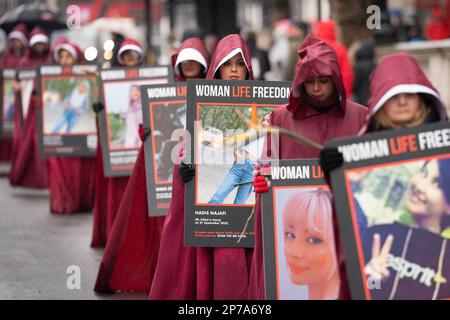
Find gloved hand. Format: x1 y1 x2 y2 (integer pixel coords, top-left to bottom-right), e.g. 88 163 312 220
138 124 151 142
92 102 104 113
253 163 270 194
319 147 344 178
179 162 195 183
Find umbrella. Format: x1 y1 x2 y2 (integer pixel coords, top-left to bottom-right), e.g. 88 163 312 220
0 3 66 34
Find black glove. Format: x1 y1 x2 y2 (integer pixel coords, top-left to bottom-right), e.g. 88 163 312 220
92 102 104 113
179 162 195 183
319 147 343 178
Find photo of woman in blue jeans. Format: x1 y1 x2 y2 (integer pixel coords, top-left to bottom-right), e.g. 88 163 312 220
208 112 271 204
52 80 90 134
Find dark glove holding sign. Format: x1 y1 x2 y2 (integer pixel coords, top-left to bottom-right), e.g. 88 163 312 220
319 147 344 178
92 102 104 113
179 162 195 183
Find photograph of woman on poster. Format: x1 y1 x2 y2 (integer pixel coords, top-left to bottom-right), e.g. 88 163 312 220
278 188 340 300
207 112 271 205
51 80 91 134
124 84 143 148
360 157 450 299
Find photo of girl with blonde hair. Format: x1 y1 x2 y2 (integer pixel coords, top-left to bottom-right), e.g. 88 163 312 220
276 188 340 300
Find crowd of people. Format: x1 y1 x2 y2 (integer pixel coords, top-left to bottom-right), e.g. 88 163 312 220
0 16 449 300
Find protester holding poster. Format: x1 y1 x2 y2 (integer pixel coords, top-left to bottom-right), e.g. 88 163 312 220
91 38 145 248
46 38 97 214
0 23 28 164
150 34 254 300
249 35 368 300
94 37 208 293
9 26 52 189
321 53 449 299
0 23 28 68
17 26 51 68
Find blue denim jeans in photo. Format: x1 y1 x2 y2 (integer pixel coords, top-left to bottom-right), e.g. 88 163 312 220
52 108 78 133
208 160 255 204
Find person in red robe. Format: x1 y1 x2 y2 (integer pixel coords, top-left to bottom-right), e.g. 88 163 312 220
0 23 29 165
248 35 368 300
91 38 145 247
313 20 354 99
46 38 96 214
94 37 209 293
9 26 51 189
150 34 255 300
319 53 448 299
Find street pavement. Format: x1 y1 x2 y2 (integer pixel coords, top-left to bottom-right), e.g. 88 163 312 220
0 163 146 300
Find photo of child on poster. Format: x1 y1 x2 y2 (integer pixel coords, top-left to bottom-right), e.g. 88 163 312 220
197 106 272 205
273 187 340 300
43 78 96 134
151 102 186 182
104 80 162 149
346 157 450 300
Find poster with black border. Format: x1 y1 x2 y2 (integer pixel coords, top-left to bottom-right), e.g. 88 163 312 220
17 68 36 127
327 121 450 300
184 79 291 248
142 82 187 216
37 64 98 157
98 65 174 177
261 159 341 300
1 68 16 139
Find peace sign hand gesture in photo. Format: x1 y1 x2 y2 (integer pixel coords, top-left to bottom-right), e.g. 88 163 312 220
364 233 394 281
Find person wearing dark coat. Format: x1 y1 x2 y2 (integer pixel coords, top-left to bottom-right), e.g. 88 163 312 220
352 40 376 107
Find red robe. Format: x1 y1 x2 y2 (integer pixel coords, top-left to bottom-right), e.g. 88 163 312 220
94 37 209 293
150 34 255 300
47 157 96 214
247 35 368 300
90 129 129 246
47 41 97 214
9 50 50 188
9 94 48 188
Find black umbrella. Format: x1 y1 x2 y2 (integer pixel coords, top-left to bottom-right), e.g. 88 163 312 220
0 3 66 34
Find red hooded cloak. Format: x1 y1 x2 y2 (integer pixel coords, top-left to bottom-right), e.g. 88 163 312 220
94 38 209 293
47 39 96 214
248 35 367 300
150 34 255 300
